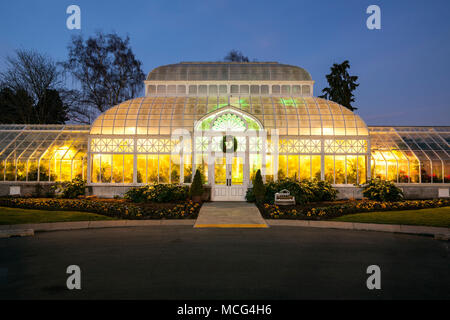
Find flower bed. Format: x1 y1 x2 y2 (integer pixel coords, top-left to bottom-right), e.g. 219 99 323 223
0 197 201 220
259 199 450 220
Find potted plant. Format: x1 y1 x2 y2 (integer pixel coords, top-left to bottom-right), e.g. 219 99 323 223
190 170 204 203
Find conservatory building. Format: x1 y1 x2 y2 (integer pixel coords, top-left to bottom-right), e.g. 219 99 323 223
0 62 449 200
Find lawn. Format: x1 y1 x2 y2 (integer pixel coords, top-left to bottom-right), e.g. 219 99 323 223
0 206 115 225
332 206 450 228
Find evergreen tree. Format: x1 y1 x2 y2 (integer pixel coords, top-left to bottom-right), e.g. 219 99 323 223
253 169 265 204
319 60 359 111
190 170 204 198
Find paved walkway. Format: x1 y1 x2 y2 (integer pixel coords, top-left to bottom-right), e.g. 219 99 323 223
194 202 268 228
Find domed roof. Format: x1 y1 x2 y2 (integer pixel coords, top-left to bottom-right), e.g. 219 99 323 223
90 96 368 136
146 62 312 81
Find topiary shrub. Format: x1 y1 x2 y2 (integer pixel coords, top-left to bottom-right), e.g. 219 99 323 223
252 169 265 204
362 179 404 201
190 170 204 200
61 178 86 199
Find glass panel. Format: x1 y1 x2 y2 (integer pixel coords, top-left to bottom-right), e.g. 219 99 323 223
432 161 443 183
92 154 101 183
215 157 226 185
421 160 431 183
386 157 398 182
183 155 192 183
346 156 357 185
231 156 244 185
112 154 124 183
300 155 311 181
249 154 262 182
171 155 180 183
159 155 170 183
324 156 334 184
49 158 57 182
123 155 134 183
73 160 83 180
147 155 158 184
137 155 146 183
39 161 50 182
410 159 420 183
28 161 38 181
357 156 367 184
335 156 346 184
195 154 208 183
5 161 15 181
309 156 320 180
101 155 112 183
265 155 274 182
288 155 299 180
444 160 450 183
15 161 25 181
278 155 287 180
372 152 386 180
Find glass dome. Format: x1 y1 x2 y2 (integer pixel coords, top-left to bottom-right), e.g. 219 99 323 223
90 96 369 136
146 62 312 81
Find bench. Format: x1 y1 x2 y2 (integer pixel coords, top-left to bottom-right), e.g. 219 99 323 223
274 189 296 206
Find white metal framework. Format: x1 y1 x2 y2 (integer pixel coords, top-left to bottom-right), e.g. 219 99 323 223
1 62 448 196
0 125 89 182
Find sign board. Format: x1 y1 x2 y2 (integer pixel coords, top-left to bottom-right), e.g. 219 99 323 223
438 188 449 198
9 186 21 196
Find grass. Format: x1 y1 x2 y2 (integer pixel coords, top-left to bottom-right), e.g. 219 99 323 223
332 206 450 228
0 206 115 225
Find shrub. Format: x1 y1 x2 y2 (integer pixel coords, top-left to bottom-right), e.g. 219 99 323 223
124 184 189 203
0 197 201 220
263 179 337 205
124 185 148 203
61 178 86 199
252 169 265 204
304 180 337 202
245 188 255 203
190 170 204 197
260 199 450 220
362 179 404 201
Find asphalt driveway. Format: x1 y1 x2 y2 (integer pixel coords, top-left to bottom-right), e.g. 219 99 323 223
0 226 448 299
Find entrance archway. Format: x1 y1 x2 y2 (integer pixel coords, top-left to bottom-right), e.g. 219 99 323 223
193 107 264 201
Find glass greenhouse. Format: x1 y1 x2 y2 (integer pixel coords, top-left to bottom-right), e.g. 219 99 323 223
1 62 448 200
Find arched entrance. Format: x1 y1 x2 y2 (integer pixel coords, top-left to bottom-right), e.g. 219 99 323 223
193 107 264 201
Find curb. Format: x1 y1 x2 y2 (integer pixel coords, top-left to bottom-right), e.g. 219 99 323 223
0 219 195 233
0 229 34 238
266 219 450 239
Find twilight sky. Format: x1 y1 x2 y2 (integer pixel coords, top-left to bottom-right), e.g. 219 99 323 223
0 0 449 125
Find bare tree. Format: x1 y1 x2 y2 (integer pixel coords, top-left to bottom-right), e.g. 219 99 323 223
0 50 68 124
0 49 61 103
61 32 145 123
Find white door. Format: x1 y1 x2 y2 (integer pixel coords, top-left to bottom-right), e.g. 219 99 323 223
211 154 247 201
